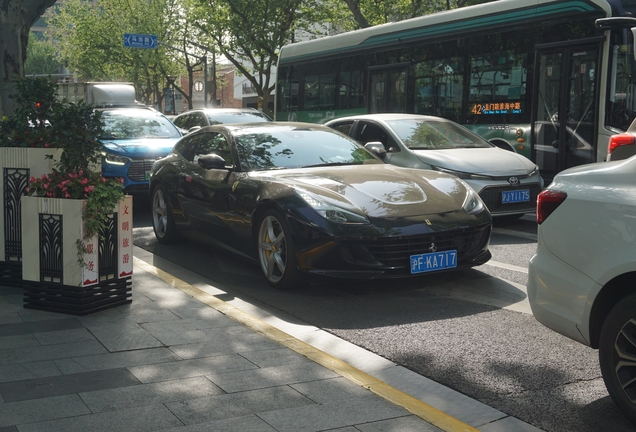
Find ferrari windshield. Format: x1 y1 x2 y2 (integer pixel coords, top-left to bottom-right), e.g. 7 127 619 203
386 119 492 150
235 128 382 171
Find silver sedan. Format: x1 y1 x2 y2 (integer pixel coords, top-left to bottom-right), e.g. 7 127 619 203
326 114 543 218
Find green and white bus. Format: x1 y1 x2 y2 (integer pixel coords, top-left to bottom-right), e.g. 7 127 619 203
275 0 636 180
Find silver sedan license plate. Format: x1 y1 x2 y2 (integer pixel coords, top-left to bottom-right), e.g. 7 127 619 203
410 250 457 274
502 189 530 204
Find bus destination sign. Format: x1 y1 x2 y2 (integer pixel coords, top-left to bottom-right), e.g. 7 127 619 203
471 102 522 115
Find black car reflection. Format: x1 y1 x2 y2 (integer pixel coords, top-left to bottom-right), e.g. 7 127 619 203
149 122 492 289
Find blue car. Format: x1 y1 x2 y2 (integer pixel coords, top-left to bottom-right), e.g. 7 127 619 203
99 107 182 194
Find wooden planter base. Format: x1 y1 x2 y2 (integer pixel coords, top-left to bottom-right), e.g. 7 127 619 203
23 276 132 316
0 261 23 287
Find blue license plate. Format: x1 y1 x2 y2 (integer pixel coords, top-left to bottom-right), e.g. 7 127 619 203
410 250 457 274
502 189 530 204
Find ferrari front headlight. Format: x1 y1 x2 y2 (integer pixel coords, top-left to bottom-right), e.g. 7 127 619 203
297 190 370 224
462 186 486 215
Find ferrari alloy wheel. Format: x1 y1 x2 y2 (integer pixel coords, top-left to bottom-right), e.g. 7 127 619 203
257 210 300 289
151 185 179 244
599 293 636 423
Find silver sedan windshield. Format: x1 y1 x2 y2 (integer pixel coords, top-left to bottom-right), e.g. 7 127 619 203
386 119 491 150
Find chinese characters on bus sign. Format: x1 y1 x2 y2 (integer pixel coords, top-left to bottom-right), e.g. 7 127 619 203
471 102 522 115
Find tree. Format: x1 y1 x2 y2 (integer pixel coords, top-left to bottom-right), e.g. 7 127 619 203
46 0 185 108
0 0 58 117
339 0 493 29
25 32 62 76
192 0 324 116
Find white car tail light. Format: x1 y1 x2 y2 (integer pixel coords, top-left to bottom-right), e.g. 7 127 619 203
537 190 567 224
608 133 635 154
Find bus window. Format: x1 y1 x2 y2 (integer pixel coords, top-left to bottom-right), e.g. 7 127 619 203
338 69 365 109
468 51 527 119
414 57 463 119
303 73 336 110
606 28 636 131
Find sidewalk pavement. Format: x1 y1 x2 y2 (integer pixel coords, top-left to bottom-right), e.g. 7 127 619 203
0 245 543 432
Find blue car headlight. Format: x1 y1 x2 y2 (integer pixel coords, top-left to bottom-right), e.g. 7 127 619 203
296 190 370 224
102 151 130 165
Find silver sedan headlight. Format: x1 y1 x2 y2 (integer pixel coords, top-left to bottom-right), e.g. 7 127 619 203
296 190 370 224
433 166 490 181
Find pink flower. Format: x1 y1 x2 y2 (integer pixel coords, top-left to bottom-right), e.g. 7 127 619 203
25 187 29 193
80 178 88 185
43 183 49 189
65 193 70 198
41 173 47 180
44 143 50 148
29 176 35 182
88 185 95 192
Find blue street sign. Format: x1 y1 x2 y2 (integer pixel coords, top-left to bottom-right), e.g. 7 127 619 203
123 33 158 49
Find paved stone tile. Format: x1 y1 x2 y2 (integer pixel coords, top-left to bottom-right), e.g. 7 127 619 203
289 377 373 404
162 414 278 431
478 416 544 432
83 323 163 352
238 347 314 368
164 385 314 425
54 347 180 374
128 354 258 383
144 321 267 347
169 306 229 321
0 360 62 383
142 317 241 346
168 329 281 359
356 414 443 431
0 368 141 402
0 313 22 325
0 318 83 337
0 394 91 428
257 394 414 432
75 310 180 330
0 334 41 349
0 340 107 365
79 376 223 413
32 328 95 345
15 404 183 432
207 362 339 393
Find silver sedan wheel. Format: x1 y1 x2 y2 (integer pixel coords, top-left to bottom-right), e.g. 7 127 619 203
258 215 287 283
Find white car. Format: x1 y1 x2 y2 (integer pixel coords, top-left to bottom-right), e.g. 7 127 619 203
528 156 636 423
326 114 543 218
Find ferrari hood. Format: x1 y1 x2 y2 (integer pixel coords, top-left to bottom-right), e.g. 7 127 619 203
264 164 469 218
414 147 535 175
101 138 179 159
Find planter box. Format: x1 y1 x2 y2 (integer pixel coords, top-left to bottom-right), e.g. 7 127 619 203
0 147 64 284
21 195 133 315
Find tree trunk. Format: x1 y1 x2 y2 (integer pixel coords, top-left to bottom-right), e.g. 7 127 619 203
0 0 57 118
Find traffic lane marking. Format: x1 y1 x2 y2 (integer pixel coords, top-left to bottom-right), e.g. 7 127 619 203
133 256 480 432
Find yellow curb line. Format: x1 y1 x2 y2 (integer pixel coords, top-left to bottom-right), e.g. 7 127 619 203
134 257 479 432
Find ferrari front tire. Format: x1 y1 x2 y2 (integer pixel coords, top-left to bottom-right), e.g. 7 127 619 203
257 209 301 289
